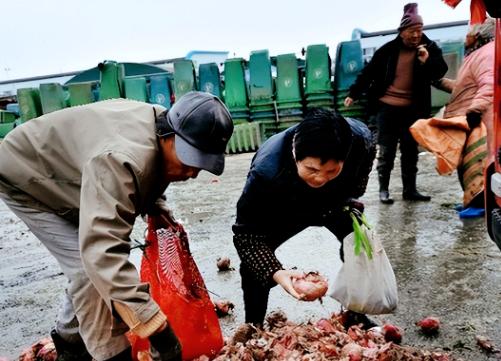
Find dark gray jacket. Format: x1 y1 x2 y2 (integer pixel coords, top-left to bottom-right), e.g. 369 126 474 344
348 34 448 118
233 118 375 235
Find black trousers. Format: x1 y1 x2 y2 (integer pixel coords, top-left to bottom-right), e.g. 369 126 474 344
240 212 353 325
375 103 419 189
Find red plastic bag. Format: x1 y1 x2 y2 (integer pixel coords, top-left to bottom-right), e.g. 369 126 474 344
129 213 224 360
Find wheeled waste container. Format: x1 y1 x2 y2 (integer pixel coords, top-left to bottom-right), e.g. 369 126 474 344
39 83 67 114
99 61 125 100
124 77 148 102
149 74 172 109
223 58 250 122
199 63 222 98
67 82 95 106
17 87 42 121
173 60 197 101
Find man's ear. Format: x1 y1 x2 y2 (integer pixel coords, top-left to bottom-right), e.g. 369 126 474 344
158 135 175 157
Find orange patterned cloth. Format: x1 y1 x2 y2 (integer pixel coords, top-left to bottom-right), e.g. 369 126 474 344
410 116 487 206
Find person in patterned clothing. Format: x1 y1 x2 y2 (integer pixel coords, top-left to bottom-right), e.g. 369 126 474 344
232 108 376 327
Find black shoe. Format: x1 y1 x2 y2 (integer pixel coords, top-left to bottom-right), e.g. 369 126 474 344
402 190 431 201
341 310 379 330
379 191 394 204
50 329 92 361
149 327 182 361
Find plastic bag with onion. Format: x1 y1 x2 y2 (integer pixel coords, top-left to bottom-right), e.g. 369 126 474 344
330 210 398 314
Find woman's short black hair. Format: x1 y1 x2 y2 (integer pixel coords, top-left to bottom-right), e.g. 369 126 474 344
293 108 352 163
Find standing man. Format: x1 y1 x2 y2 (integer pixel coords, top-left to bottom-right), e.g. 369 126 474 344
344 3 448 204
232 108 376 328
0 92 233 361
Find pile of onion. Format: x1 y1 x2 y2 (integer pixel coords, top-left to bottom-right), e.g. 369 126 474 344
292 272 328 301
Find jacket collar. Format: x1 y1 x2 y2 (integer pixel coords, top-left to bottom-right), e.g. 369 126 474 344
391 33 433 48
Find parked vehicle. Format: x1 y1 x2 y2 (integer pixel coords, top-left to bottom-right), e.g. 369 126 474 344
484 2 501 250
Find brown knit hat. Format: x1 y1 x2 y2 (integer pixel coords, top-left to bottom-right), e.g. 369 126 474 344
398 3 423 31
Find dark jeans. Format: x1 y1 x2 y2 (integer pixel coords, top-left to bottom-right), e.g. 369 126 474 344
375 103 419 189
240 212 353 325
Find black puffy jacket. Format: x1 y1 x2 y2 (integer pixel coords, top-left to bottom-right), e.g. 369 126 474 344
348 34 448 118
233 118 375 235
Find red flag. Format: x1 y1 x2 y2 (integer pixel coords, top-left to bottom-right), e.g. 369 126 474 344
442 0 487 25
442 0 463 8
470 0 487 24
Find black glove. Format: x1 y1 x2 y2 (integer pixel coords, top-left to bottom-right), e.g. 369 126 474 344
466 111 482 130
345 198 365 213
149 325 182 361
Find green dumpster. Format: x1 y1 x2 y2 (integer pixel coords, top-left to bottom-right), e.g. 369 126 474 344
334 40 363 92
0 110 16 123
332 41 368 119
17 88 42 121
223 58 249 121
124 77 148 102
305 44 333 95
0 122 15 138
149 74 172 109
248 50 274 106
173 60 197 100
39 83 66 114
276 53 303 109
0 110 17 137
99 61 125 100
199 63 222 98
67 82 95 106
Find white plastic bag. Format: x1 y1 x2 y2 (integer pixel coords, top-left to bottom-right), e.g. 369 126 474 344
330 212 398 315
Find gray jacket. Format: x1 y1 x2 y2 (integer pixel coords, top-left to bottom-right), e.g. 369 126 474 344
0 99 168 329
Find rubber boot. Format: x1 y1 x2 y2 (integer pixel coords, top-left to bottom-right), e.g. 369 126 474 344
341 310 378 330
402 173 431 201
50 329 92 361
378 173 394 204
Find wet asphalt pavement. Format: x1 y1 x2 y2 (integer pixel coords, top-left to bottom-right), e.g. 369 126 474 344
0 151 500 360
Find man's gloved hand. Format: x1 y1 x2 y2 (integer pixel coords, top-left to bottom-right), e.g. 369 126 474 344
149 324 182 361
146 196 171 216
466 111 482 130
345 198 364 213
144 196 178 228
